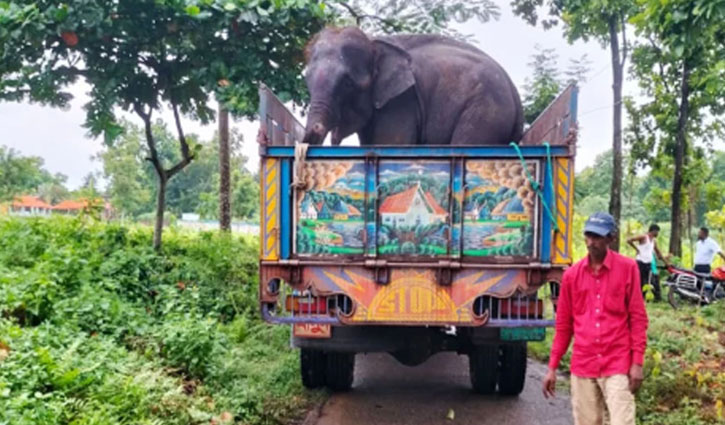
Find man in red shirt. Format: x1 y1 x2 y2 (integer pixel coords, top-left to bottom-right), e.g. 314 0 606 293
542 212 648 425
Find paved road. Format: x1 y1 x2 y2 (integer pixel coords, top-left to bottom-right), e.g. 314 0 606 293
306 353 573 425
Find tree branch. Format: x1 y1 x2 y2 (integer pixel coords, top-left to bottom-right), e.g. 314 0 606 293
336 1 363 25
171 98 191 162
647 36 672 94
333 1 398 29
166 98 194 179
133 102 163 176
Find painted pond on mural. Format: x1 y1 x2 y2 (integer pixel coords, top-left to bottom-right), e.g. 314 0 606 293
296 160 366 255
462 160 537 257
376 161 451 256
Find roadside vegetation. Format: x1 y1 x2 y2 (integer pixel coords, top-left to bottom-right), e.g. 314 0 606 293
0 216 322 425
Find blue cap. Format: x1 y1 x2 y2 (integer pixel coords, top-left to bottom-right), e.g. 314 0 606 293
584 212 616 236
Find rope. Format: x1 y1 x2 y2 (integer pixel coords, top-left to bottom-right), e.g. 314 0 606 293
291 142 309 191
509 142 559 233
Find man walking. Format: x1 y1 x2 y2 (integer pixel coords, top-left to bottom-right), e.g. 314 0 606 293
627 224 668 301
694 227 725 274
543 212 648 425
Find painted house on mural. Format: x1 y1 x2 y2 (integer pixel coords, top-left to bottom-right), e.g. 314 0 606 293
300 197 318 220
331 199 362 221
491 197 527 221
379 182 447 227
315 201 332 220
10 196 52 216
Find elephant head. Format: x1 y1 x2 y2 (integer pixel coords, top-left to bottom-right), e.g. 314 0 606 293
302 27 415 145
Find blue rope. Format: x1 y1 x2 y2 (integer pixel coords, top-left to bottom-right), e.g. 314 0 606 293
509 142 559 232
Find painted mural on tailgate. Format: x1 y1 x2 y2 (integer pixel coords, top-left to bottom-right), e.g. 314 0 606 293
463 160 537 257
377 161 451 256
295 160 366 255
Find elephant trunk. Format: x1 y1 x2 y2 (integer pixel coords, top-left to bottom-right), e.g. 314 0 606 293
303 98 337 145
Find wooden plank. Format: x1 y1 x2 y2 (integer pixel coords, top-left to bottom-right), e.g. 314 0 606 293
258 84 305 146
520 85 577 146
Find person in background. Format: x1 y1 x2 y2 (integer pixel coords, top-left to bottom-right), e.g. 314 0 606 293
627 224 669 301
694 227 725 274
543 212 648 425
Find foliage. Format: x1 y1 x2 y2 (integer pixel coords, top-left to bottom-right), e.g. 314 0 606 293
625 0 725 256
0 216 316 425
330 0 500 39
98 120 259 220
522 45 590 124
0 145 67 202
0 0 327 248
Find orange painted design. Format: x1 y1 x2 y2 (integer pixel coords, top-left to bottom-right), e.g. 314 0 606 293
350 270 470 323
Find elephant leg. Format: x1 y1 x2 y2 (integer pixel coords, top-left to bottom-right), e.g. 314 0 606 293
450 97 517 146
360 91 419 145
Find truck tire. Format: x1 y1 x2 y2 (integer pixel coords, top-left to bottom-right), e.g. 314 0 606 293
469 344 499 394
325 352 355 391
300 349 326 389
498 343 527 396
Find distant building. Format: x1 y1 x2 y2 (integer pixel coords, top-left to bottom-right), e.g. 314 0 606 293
53 199 113 219
10 196 52 216
379 183 447 227
52 199 87 214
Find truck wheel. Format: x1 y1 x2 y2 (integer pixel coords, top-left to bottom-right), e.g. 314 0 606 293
325 352 355 391
498 343 527 396
300 349 326 389
469 344 499 394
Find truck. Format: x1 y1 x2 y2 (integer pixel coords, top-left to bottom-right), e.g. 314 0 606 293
257 83 578 394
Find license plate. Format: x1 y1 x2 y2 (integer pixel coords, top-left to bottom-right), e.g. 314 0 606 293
293 323 332 339
501 327 546 342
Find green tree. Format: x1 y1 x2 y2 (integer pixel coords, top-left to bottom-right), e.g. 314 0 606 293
626 0 725 256
332 0 500 38
0 145 66 202
522 46 561 125
511 0 639 251
522 46 591 125
1 0 326 249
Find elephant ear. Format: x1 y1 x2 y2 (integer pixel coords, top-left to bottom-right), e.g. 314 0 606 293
372 39 415 109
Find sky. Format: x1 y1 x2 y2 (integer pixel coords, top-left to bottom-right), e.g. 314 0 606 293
0 2 634 190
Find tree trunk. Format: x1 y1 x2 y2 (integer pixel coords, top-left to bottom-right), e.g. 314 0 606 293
608 16 624 251
218 102 231 231
669 63 691 257
154 174 167 251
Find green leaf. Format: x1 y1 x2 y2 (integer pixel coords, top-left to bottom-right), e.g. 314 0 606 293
224 2 236 11
185 5 200 16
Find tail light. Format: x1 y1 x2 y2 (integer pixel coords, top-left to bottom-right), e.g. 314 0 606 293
285 295 328 314
500 298 544 318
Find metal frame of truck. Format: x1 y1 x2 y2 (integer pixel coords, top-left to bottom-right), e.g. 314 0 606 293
257 83 578 394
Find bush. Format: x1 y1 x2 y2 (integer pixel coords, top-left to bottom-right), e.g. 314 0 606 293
0 216 315 425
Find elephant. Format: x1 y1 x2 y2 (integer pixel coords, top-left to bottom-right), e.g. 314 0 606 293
301 27 524 146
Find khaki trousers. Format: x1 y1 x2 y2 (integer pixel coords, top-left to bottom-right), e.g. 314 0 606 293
571 374 635 425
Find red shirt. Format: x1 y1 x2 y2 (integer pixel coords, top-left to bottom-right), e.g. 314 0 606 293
548 250 648 377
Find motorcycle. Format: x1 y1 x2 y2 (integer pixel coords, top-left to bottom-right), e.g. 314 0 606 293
663 265 725 309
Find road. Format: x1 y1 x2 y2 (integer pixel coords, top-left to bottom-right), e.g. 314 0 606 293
305 353 573 425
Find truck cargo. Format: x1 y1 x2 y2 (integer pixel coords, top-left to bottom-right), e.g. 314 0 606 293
257 83 579 394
